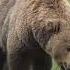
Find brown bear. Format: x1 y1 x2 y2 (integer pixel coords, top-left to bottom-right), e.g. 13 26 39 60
1 0 70 70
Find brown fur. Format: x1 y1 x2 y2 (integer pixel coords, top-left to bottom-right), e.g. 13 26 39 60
0 0 70 70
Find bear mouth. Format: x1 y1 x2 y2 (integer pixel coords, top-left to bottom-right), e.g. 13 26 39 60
61 65 70 70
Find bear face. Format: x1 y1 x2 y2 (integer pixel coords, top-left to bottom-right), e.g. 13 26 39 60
46 31 70 70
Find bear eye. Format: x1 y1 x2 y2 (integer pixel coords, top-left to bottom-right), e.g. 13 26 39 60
66 47 70 52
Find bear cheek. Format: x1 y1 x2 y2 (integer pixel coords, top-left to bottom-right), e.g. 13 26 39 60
53 49 67 64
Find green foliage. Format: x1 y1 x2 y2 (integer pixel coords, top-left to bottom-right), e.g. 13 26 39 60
51 59 61 70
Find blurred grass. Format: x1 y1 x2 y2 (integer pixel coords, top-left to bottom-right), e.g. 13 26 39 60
51 59 61 70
